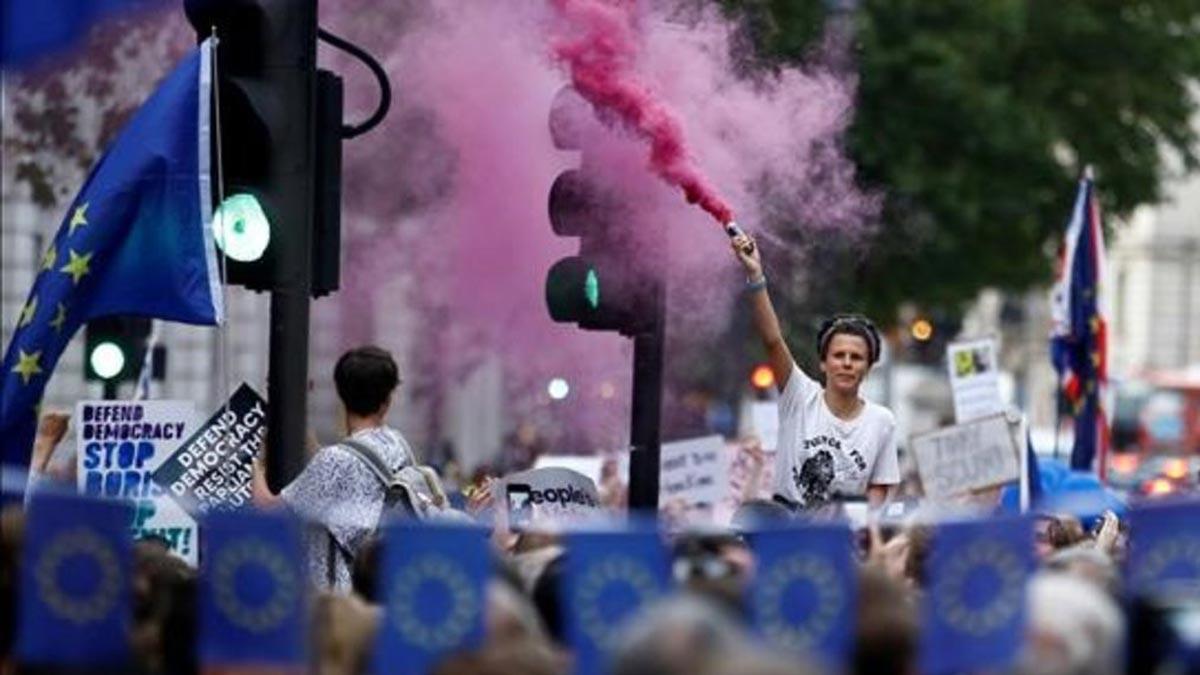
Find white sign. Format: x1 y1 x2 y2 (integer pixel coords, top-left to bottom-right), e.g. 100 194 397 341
748 401 780 451
946 337 1004 423
910 413 1021 499
497 467 601 531
659 435 728 515
76 400 199 565
532 455 605 485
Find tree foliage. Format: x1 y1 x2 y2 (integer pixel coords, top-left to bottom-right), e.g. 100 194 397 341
723 0 1200 323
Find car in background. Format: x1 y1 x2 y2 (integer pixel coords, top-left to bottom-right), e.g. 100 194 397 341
1107 368 1200 498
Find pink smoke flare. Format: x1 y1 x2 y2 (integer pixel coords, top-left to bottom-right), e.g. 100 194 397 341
548 0 735 225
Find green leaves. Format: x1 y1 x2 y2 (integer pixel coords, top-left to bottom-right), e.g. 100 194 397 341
723 0 1200 324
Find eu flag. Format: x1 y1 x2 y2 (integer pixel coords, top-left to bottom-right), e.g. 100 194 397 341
1128 500 1200 596
746 524 857 667
1050 168 1110 477
563 528 671 675
0 38 222 469
16 492 132 667
200 509 308 667
373 522 490 674
921 516 1034 675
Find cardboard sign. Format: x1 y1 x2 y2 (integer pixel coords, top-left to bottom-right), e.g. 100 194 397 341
659 435 728 513
153 383 267 513
76 400 199 564
911 413 1020 499
946 338 1003 423
497 467 600 531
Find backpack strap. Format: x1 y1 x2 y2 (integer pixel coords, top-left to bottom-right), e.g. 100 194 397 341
340 438 396 486
340 438 417 519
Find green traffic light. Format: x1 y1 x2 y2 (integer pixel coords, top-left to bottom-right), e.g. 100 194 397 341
89 341 126 380
212 193 270 262
584 268 600 309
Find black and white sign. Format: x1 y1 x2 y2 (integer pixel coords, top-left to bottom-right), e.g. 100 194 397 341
153 383 266 513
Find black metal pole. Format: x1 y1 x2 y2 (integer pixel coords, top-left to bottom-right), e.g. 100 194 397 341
103 380 118 401
264 0 318 493
627 284 665 512
266 289 310 492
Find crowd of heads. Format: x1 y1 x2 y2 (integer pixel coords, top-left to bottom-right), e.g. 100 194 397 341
0 345 1192 674
1 472 1168 675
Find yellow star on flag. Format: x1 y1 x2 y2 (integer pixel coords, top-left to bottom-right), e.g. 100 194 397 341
60 249 93 285
17 297 37 329
40 245 57 272
12 350 43 385
68 203 89 235
49 303 68 332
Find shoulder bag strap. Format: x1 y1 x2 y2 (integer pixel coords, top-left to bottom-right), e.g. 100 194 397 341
341 437 417 520
340 438 396 487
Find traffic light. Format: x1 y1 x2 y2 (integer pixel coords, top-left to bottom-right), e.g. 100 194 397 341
904 311 960 365
85 317 151 383
750 364 775 391
544 168 663 336
544 89 664 337
184 0 328 294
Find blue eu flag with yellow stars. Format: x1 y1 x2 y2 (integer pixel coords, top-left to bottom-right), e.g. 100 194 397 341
746 523 857 667
1128 500 1200 596
200 509 308 667
564 528 671 675
921 516 1035 674
373 522 489 674
0 37 222 470
16 492 132 667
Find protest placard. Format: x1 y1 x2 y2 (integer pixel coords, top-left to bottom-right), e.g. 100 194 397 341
76 400 199 564
496 467 601 531
946 337 1003 423
910 413 1021 499
153 383 266 514
659 435 728 516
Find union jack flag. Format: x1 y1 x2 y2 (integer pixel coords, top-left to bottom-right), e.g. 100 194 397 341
1050 167 1110 478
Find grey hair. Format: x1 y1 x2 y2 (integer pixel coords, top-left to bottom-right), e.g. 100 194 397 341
1020 571 1125 675
611 593 750 675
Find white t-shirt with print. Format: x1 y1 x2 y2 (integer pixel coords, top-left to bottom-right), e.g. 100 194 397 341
773 364 900 509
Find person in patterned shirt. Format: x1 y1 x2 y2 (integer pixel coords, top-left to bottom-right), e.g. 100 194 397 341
253 346 415 590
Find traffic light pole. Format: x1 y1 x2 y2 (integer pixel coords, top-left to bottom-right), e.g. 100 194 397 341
266 289 310 492
627 283 665 512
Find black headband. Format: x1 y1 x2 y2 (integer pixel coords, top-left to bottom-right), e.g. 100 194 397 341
816 314 881 364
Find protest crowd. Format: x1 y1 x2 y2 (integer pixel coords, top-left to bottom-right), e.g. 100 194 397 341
1 7 1198 675
1 340 1196 675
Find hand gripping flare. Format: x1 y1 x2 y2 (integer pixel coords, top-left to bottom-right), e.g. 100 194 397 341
725 220 755 255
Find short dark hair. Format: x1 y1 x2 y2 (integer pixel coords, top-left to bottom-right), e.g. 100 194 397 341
334 346 400 416
816 314 881 364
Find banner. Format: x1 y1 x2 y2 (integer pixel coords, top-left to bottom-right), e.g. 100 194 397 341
921 517 1034 674
911 414 1020 500
946 338 1003 423
373 523 489 674
17 494 133 667
200 509 307 668
496 467 600 531
747 524 857 666
563 528 670 675
153 383 266 513
76 400 198 564
659 435 728 522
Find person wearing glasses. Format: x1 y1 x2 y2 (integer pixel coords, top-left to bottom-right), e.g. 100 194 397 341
731 232 900 513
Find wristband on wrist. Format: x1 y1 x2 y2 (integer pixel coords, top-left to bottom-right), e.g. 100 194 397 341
746 275 767 292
